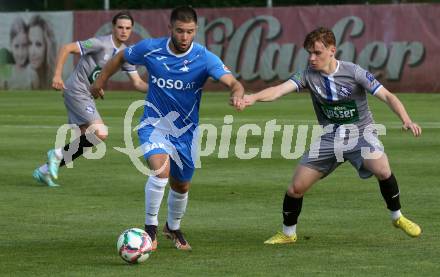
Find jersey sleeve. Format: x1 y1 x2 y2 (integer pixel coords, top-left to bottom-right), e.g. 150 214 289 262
354 65 383 95
289 70 307 92
77 37 102 56
121 61 137 73
124 39 150 66
205 51 231 81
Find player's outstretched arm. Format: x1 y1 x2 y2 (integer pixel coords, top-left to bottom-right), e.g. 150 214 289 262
52 42 80 90
243 80 297 107
91 51 125 99
128 72 148 93
218 74 245 111
374 87 422 137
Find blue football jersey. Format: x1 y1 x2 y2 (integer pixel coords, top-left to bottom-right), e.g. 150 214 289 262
124 37 231 132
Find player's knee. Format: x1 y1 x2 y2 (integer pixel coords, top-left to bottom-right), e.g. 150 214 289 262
86 123 108 141
95 132 108 141
375 169 392 181
156 171 169 179
95 126 108 141
170 183 190 194
287 184 305 198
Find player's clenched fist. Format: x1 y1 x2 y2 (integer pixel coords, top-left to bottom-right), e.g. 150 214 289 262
90 84 105 99
51 75 65 91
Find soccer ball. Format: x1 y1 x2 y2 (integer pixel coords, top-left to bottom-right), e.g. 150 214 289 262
117 228 153 264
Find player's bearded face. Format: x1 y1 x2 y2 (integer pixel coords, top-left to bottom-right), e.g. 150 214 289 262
307 41 336 72
169 20 197 53
113 19 133 43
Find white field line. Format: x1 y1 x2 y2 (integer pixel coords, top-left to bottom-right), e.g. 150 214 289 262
1 121 440 129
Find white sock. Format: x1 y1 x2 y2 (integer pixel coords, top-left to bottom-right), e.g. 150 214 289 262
167 189 188 230
39 164 49 174
391 210 402 221
54 148 63 160
145 176 168 226
283 224 296 236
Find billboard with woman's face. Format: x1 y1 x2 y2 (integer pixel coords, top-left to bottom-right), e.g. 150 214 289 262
1 5 440 92
0 12 73 90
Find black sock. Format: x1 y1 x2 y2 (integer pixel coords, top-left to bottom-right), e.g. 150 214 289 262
283 193 303 226
378 173 401 211
144 225 157 241
60 134 96 167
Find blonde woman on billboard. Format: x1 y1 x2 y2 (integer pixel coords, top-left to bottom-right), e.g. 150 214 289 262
28 15 57 89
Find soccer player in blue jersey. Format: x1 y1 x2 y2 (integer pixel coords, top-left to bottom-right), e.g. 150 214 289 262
92 6 245 251
243 27 422 244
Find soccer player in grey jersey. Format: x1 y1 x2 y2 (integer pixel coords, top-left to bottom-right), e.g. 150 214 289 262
243 27 422 244
33 11 147 187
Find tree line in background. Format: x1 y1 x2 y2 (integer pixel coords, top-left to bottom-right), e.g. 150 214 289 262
0 0 438 11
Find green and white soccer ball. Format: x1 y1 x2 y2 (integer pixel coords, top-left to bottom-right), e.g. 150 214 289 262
117 228 153 264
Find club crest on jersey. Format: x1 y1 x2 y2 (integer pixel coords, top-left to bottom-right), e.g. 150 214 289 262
179 61 190 72
85 105 95 114
366 71 375 82
338 86 352 97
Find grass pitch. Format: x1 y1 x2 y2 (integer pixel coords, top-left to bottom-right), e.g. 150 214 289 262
0 91 439 276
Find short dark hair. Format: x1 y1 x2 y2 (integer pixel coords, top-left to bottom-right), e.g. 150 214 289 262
112 11 134 26
170 6 197 24
303 27 336 50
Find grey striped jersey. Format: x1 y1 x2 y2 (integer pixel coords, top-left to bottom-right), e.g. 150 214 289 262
64 34 136 95
290 60 382 131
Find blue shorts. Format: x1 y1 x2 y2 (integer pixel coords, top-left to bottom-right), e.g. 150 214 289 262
138 125 196 182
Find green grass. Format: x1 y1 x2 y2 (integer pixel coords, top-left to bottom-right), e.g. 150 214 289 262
0 91 439 276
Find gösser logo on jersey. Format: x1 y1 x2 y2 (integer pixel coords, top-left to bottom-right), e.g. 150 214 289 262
88 66 102 84
151 75 197 90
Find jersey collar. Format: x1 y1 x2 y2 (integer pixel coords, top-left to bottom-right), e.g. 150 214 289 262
320 60 340 77
166 37 193 58
110 34 124 50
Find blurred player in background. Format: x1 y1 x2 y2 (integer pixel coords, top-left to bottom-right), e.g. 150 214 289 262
33 11 147 187
92 6 244 251
243 27 422 244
